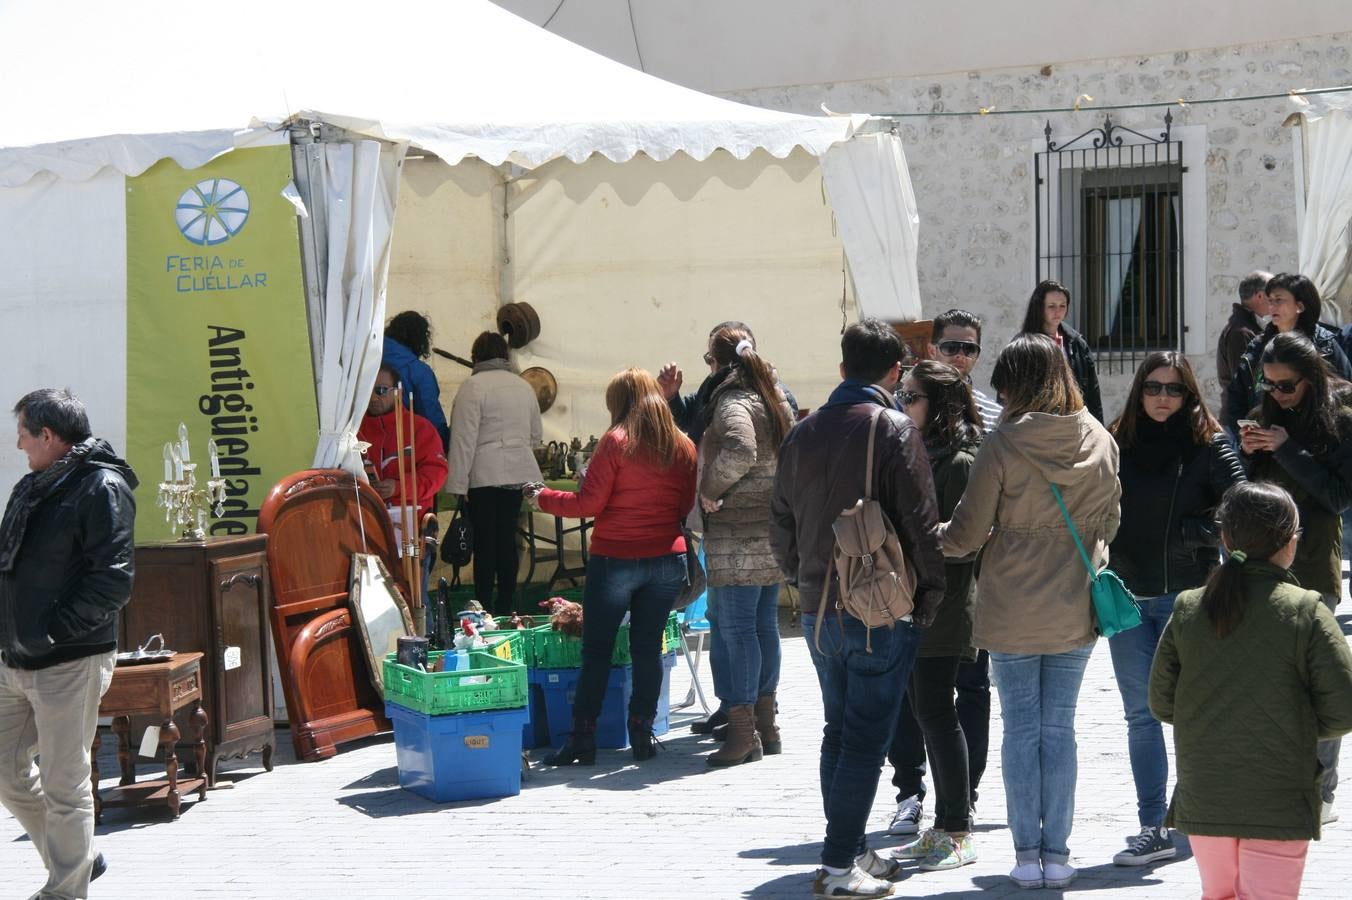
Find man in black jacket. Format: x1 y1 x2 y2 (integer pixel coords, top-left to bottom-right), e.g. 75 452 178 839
0 389 136 899
770 318 945 897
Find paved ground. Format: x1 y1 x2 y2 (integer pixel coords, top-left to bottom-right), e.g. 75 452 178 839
5 612 1352 899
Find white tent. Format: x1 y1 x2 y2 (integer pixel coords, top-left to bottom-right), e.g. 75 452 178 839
1292 90 1352 322
0 0 920 491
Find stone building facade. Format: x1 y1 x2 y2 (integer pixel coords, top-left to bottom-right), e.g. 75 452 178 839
721 32 1352 418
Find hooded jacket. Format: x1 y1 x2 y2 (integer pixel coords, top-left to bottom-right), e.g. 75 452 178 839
383 335 449 450
939 408 1120 655
919 438 981 659
446 360 543 495
0 440 137 670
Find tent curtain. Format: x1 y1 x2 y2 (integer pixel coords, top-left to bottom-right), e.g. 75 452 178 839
311 139 406 474
1297 103 1352 321
819 133 922 321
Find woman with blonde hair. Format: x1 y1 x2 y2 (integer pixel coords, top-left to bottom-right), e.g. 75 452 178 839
530 368 697 766
939 333 1120 890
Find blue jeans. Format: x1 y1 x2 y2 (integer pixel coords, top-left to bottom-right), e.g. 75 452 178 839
705 588 731 712
804 613 922 869
573 553 685 721
991 644 1094 866
1107 593 1176 827
707 584 781 706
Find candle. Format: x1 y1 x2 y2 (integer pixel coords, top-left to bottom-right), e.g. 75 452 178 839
172 444 183 481
208 439 220 478
178 422 190 463
163 443 173 482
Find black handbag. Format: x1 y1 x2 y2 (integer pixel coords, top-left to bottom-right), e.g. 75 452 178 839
440 505 474 568
674 526 706 610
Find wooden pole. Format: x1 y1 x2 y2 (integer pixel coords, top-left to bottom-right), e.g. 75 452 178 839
406 390 425 634
393 385 421 635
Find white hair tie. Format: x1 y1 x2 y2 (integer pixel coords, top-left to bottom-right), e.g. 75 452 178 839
735 338 755 358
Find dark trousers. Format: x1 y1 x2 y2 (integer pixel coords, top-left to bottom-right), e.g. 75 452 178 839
887 656 971 832
889 649 990 807
466 487 523 615
804 613 922 869
572 553 685 721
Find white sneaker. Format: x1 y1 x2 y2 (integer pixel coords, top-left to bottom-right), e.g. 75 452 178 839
887 795 922 835
812 864 896 898
1009 863 1043 890
1323 801 1339 824
1043 862 1077 889
855 848 901 880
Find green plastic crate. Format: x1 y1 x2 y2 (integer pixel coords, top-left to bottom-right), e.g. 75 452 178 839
383 649 527 716
529 610 682 669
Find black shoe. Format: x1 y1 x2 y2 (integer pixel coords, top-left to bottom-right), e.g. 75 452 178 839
544 732 596 766
690 707 728 735
92 852 107 881
629 716 661 762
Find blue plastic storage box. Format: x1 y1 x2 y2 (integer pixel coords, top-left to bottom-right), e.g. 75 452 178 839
531 652 677 750
386 702 529 802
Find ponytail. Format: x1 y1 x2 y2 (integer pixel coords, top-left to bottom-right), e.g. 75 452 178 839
1202 483 1299 638
708 327 792 447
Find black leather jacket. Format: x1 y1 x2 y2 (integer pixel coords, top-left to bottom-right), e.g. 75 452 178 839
0 443 137 669
1110 430 1245 597
769 390 946 626
1060 324 1104 423
1223 324 1352 433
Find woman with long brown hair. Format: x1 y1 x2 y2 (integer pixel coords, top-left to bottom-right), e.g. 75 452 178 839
1017 280 1104 422
1105 352 1244 867
529 368 697 766
697 326 794 767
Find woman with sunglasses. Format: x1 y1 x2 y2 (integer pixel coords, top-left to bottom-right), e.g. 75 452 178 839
1240 331 1352 822
1223 272 1352 436
1105 352 1244 867
1017 280 1104 422
888 361 984 871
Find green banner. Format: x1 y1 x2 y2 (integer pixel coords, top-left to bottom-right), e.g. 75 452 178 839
126 145 317 540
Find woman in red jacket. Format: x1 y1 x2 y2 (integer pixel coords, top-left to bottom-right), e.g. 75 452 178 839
531 368 697 765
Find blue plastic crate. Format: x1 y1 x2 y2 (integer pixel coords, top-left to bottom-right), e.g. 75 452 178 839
521 683 549 751
386 703 529 803
530 652 677 749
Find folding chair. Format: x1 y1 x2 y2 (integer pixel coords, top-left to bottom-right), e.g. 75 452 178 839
674 548 712 713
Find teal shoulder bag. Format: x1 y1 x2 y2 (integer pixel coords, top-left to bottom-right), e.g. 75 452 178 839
1049 483 1141 638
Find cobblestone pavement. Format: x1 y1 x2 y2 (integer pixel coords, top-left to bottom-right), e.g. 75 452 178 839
4 613 1351 899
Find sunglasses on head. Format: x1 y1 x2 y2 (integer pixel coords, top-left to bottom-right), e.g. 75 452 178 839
898 390 927 406
373 385 396 396
937 340 981 358
1142 380 1188 398
1257 378 1303 395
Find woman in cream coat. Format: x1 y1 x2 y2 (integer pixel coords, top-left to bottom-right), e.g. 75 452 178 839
939 333 1121 891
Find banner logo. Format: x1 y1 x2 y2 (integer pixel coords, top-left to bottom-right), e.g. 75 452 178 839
175 178 250 246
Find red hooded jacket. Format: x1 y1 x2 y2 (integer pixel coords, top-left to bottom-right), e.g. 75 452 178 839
358 407 448 518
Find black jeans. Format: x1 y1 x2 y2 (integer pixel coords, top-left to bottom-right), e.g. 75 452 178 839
466 487 523 616
572 553 685 722
890 649 990 807
888 656 971 832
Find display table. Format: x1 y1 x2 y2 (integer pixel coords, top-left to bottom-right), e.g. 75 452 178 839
441 483 592 592
93 652 208 822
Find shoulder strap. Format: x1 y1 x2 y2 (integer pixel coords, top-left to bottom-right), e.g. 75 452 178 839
1049 483 1097 579
864 405 884 500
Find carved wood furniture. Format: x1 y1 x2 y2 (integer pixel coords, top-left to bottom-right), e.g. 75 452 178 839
257 469 408 762
93 652 208 821
121 536 275 784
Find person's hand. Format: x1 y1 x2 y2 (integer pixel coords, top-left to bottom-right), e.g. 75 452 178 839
657 363 683 401
1243 424 1289 453
699 494 722 514
374 479 397 500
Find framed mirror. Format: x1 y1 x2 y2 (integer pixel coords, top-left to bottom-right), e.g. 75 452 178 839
349 553 415 696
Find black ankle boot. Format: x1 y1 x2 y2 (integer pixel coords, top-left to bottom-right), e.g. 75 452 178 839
629 716 659 762
690 707 728 735
544 718 597 766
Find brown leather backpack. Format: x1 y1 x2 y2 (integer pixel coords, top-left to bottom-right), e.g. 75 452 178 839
816 405 917 652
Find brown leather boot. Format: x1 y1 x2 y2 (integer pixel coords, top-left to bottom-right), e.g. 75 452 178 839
754 694 782 755
706 705 762 767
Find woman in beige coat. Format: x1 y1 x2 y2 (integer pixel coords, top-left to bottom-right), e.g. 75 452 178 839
939 333 1121 891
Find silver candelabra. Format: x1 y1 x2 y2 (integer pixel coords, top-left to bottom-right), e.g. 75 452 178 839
156 423 227 541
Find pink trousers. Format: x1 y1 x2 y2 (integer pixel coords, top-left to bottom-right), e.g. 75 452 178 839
1190 835 1309 900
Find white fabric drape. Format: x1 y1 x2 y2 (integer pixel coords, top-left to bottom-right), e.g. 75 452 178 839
1295 95 1352 318
819 133 922 321
311 139 405 475
1104 197 1143 332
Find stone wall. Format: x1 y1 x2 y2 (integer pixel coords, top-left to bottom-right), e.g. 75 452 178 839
723 33 1352 419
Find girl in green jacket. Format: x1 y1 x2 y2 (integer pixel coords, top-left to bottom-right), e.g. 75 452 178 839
1150 481 1352 900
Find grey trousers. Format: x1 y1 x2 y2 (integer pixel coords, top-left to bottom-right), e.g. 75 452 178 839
1320 593 1342 805
0 651 115 900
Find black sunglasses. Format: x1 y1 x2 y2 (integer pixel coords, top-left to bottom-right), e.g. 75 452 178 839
373 385 397 396
703 351 716 366
1257 378 1303 395
1142 381 1188 398
898 390 928 406
937 340 981 358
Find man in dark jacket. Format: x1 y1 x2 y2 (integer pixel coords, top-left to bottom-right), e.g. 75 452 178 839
770 318 945 896
0 389 136 899
1217 271 1270 403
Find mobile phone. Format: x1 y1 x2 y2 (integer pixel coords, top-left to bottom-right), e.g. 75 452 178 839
1237 419 1260 430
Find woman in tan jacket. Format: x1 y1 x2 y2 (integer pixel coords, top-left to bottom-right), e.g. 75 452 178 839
938 333 1121 891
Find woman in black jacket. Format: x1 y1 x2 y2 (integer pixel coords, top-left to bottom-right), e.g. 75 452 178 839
1106 352 1244 867
888 361 984 872
1017 280 1103 422
1223 272 1352 435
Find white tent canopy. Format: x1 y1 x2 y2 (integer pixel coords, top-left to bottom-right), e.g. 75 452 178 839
1292 90 1352 320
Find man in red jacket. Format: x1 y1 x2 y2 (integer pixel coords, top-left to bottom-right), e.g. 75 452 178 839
358 364 448 520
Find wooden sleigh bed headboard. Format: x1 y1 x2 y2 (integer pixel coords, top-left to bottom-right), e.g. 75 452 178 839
257 469 410 762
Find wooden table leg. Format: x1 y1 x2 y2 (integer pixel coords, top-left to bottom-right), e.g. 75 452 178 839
161 717 181 819
112 716 134 785
91 728 102 825
191 702 209 799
